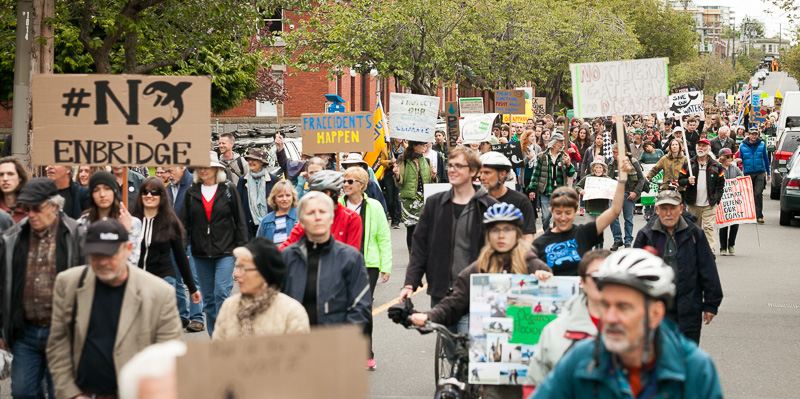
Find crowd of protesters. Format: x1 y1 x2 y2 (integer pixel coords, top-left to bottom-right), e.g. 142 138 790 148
0 98 783 398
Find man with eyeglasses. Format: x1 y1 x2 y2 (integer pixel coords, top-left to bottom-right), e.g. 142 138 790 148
0 178 86 398
398 146 496 310
734 128 770 224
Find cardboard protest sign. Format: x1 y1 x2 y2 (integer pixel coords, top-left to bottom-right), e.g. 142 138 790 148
461 113 500 144
301 112 374 155
468 274 580 385
715 176 757 227
570 58 669 118
495 90 526 115
459 97 485 115
389 93 440 142
176 325 367 399
445 102 460 151
532 97 547 118
491 142 525 168
31 74 211 166
582 176 618 200
669 91 704 115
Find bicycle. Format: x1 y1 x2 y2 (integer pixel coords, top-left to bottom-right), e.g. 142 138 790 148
389 300 481 399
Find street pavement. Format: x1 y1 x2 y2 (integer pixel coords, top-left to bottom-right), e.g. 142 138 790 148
758 71 799 98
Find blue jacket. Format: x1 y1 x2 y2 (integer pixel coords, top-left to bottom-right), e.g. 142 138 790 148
166 170 193 214
634 213 723 334
236 171 280 238
738 137 770 175
256 207 298 241
281 237 372 326
532 325 723 399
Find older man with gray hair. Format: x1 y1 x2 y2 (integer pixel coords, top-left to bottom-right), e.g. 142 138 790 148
0 177 86 398
710 125 735 157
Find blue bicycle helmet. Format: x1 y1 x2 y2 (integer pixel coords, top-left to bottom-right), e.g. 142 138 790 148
483 202 523 227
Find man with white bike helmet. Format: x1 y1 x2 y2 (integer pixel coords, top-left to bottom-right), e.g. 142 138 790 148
278 170 363 250
479 151 537 242
532 249 723 399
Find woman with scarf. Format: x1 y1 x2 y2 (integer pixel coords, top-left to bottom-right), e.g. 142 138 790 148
131 177 201 306
237 148 281 238
213 237 310 340
393 141 436 252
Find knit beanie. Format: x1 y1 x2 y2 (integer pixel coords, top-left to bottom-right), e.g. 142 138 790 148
244 237 286 287
88 171 121 202
547 133 566 149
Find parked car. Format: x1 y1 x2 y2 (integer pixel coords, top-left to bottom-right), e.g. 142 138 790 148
778 147 800 226
769 128 800 199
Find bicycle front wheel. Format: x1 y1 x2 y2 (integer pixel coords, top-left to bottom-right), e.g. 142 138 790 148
434 334 453 384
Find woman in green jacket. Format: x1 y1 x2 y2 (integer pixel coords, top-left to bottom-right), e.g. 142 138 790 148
342 166 392 370
393 140 435 251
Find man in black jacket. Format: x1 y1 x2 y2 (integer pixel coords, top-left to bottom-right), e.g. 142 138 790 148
633 189 722 344
679 139 726 254
397 146 496 308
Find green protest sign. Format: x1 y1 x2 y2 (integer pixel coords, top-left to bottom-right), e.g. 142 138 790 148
508 307 557 344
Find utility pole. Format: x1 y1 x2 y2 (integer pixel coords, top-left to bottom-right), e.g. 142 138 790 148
10 0 54 170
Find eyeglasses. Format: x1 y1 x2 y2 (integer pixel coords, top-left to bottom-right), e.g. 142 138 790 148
447 163 469 171
20 204 47 213
551 190 578 200
489 226 516 235
142 189 162 197
344 179 361 185
234 265 258 274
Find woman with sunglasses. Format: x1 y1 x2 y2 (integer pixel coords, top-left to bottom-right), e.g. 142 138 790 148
341 166 392 370
131 177 201 305
77 170 142 265
409 203 551 399
532 154 632 276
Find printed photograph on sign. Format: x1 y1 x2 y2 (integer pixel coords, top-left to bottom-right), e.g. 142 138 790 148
468 274 579 385
389 93 440 142
570 58 669 118
32 74 211 166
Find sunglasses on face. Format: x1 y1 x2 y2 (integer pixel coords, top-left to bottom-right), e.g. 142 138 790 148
343 179 361 185
142 189 162 197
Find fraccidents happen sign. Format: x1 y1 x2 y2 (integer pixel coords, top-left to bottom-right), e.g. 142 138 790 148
300 112 374 155
32 74 211 167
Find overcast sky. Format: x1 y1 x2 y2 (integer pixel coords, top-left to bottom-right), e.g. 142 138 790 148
693 0 796 39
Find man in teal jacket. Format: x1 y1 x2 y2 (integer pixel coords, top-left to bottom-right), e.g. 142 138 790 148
532 249 723 399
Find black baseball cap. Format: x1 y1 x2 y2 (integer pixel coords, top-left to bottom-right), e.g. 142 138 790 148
86 218 129 256
17 177 58 206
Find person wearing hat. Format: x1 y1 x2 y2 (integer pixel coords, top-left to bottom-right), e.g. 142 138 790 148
180 151 248 337
46 219 182 399
78 170 143 265
575 157 614 248
479 151 536 242
237 147 281 238
392 140 436 249
527 132 575 233
212 237 309 341
717 148 743 255
633 188 722 343
341 153 389 213
679 138 726 254
0 177 87 399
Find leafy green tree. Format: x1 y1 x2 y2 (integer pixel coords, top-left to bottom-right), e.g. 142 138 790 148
740 16 766 40
622 0 696 65
669 54 742 94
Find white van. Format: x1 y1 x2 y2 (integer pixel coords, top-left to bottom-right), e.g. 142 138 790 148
751 77 760 89
777 91 800 142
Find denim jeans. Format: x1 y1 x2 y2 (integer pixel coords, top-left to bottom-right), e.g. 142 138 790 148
540 195 551 233
194 256 235 336
11 324 54 399
172 245 204 323
610 198 636 245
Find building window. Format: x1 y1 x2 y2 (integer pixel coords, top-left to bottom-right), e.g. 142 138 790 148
263 8 283 35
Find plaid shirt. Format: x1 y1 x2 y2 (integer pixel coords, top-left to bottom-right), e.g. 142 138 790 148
529 151 575 196
22 217 59 325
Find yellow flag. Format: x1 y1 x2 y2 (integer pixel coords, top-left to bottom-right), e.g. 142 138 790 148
363 99 389 180
777 89 783 99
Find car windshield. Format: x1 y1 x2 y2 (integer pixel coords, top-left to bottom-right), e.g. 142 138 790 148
786 117 800 128
790 155 800 178
781 133 800 154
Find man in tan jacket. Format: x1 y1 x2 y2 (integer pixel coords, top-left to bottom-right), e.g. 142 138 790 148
46 219 182 399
